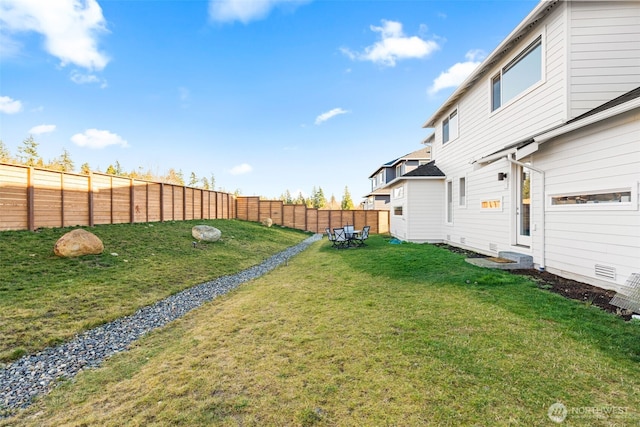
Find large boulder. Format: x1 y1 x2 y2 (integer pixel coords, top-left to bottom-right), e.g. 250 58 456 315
54 229 104 258
192 225 221 242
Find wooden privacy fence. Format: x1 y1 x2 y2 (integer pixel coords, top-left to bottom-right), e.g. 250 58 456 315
0 163 235 231
236 196 390 234
0 163 390 234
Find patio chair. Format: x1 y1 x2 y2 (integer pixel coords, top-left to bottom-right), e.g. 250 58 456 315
332 227 350 248
326 228 339 248
351 225 370 247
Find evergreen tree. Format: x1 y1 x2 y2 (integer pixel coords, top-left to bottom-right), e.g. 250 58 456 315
105 164 117 175
341 186 354 210
201 177 210 190
80 162 91 175
280 189 293 204
50 148 74 172
0 140 12 162
17 135 41 166
313 186 327 209
210 173 216 190
293 191 306 205
114 160 123 176
188 172 198 187
329 194 338 209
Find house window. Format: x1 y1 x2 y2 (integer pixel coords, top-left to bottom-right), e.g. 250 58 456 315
394 186 404 199
442 109 458 143
459 177 466 206
396 164 403 177
491 36 542 111
394 206 403 216
550 189 633 206
446 180 453 223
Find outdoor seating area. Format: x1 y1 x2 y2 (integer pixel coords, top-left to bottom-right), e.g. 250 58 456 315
326 225 370 248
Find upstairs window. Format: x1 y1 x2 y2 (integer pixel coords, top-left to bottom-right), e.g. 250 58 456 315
396 163 403 177
442 109 458 143
492 36 542 111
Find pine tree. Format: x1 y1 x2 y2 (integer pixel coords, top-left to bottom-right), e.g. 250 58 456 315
80 162 91 175
313 186 327 209
210 173 216 190
189 172 198 187
53 148 74 172
106 164 117 175
341 186 354 210
201 177 210 190
17 135 42 166
0 140 12 162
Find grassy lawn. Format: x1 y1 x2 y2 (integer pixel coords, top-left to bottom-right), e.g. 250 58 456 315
2 234 639 426
0 220 310 363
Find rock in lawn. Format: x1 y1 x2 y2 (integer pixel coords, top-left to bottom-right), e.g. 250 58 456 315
192 225 221 242
54 229 104 257
262 217 273 227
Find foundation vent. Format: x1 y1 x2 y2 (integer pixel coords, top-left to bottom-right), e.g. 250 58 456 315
446 234 451 241
460 237 466 244
595 264 616 280
489 243 498 252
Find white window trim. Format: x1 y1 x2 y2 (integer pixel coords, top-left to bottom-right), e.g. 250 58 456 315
459 175 467 208
442 106 459 145
489 29 546 116
445 179 454 224
547 182 638 211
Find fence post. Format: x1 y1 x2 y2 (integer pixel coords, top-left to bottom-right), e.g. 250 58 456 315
129 178 135 223
27 167 35 231
88 172 94 227
60 172 65 227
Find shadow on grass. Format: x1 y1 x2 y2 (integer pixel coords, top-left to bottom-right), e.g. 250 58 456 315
318 235 640 365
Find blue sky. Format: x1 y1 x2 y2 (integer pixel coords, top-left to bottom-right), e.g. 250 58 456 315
0 0 537 201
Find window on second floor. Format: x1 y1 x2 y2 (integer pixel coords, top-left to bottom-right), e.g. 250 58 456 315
492 36 542 112
442 109 458 143
395 163 404 177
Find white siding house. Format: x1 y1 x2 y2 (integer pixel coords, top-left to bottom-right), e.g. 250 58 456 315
392 0 640 294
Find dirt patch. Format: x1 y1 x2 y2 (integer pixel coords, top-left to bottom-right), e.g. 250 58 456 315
434 243 632 321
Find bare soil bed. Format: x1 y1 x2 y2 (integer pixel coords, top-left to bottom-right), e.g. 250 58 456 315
434 244 632 321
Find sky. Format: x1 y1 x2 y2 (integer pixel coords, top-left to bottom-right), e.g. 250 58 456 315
0 0 538 201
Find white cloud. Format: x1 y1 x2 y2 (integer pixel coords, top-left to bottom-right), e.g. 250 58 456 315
315 107 348 125
71 129 128 149
70 70 107 88
428 50 485 96
209 0 310 24
0 95 22 114
0 0 110 71
341 20 439 67
28 124 56 135
229 163 252 175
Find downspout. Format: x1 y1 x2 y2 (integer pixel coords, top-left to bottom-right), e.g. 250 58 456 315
507 155 546 270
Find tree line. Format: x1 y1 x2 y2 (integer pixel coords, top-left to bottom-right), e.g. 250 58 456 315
1 136 358 209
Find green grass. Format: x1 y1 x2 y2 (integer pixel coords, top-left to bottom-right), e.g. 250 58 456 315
0 219 310 363
2 234 639 426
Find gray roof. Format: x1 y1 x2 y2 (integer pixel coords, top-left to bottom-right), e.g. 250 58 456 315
567 86 640 124
402 160 445 177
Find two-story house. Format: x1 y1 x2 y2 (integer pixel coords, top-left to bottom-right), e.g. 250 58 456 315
363 147 431 210
391 0 639 294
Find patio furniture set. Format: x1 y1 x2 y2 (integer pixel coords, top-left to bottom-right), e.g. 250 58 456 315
326 225 370 248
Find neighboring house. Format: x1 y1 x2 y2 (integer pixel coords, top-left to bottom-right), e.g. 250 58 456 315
363 147 431 210
389 0 640 294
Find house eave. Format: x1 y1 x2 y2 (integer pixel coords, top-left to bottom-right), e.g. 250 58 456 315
422 0 560 128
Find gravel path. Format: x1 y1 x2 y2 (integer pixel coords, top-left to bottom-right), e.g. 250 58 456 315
0 233 322 415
